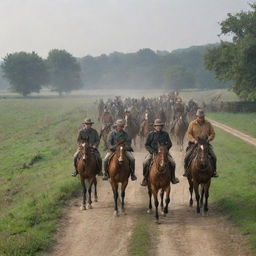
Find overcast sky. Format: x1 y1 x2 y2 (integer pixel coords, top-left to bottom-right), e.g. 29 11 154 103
0 0 251 58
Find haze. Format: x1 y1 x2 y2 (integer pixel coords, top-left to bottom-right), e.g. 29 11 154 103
0 0 251 58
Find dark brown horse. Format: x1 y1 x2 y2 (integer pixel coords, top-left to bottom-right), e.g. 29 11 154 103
139 118 153 148
100 125 112 151
172 115 188 151
77 143 98 210
187 137 214 215
108 143 130 216
147 144 172 223
124 113 140 147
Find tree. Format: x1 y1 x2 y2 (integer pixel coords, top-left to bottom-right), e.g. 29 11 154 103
205 3 256 101
46 49 83 95
164 65 195 90
1 52 48 96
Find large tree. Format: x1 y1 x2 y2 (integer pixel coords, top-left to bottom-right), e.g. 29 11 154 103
46 49 83 95
205 3 256 101
1 52 48 96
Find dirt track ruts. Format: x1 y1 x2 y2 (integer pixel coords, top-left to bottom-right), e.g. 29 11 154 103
45 147 252 256
209 119 256 147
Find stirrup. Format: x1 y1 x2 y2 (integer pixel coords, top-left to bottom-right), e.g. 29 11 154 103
171 177 180 184
212 172 219 178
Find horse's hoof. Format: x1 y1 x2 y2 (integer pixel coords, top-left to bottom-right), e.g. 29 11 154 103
122 210 127 215
88 205 93 209
161 211 165 216
155 219 160 224
147 209 152 214
80 205 86 211
114 211 119 217
94 198 98 202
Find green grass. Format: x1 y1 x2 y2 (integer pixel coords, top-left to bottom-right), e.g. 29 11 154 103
0 97 101 256
128 214 153 256
212 128 256 252
208 112 256 137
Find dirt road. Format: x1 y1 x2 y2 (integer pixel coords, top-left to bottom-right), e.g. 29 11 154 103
46 148 252 256
209 119 256 147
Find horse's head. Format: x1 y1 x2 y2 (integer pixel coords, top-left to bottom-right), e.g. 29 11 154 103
79 142 91 162
116 140 125 164
157 143 168 170
196 137 209 167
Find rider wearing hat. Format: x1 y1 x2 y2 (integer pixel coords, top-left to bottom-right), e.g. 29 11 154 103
141 119 179 186
183 109 218 177
72 118 102 177
102 119 137 181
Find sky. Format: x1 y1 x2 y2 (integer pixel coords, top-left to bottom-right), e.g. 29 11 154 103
0 0 252 58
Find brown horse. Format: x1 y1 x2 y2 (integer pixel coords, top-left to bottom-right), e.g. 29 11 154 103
77 143 98 210
100 125 112 151
187 137 214 215
139 119 153 148
147 144 172 223
108 143 130 216
124 113 140 147
172 115 188 151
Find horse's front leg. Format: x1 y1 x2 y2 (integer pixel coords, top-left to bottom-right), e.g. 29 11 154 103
188 177 193 207
153 188 160 223
87 178 94 209
111 181 119 217
194 182 200 214
121 180 128 214
147 184 153 214
80 178 87 210
94 177 98 202
160 189 164 215
204 180 211 214
164 186 171 215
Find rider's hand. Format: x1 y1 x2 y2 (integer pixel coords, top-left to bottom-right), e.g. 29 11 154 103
194 140 198 144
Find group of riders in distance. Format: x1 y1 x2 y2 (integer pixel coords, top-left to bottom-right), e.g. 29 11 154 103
71 91 218 221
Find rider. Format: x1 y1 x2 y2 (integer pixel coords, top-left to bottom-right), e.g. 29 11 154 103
102 119 137 181
100 106 114 132
170 98 185 132
71 118 102 177
183 109 218 177
141 119 180 186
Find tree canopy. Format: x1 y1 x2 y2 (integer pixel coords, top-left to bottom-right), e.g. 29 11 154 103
205 3 256 101
1 52 48 96
46 49 83 95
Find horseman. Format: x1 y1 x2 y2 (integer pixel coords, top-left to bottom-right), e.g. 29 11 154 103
102 119 137 181
100 107 114 133
141 119 180 186
183 109 218 178
170 98 185 133
72 118 102 177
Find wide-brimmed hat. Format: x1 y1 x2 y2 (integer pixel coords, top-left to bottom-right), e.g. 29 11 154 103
115 119 125 127
153 119 164 126
83 118 94 124
196 109 205 117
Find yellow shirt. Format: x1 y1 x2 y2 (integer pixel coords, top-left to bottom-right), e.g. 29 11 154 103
187 119 215 143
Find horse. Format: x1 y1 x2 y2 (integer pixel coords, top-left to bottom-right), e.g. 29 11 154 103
187 137 214 215
139 116 154 149
100 124 112 150
77 142 99 210
108 142 131 216
124 113 140 147
147 144 173 223
171 115 188 151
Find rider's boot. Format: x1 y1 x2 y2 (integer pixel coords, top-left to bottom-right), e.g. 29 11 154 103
170 167 179 184
141 165 149 186
130 161 137 181
71 157 78 177
97 158 103 176
211 156 218 178
102 160 108 180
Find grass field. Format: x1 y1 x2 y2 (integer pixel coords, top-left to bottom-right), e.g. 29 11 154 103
0 97 102 256
208 112 256 137
211 128 256 251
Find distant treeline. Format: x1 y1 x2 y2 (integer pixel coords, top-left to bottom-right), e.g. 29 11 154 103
79 44 230 90
0 44 229 93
